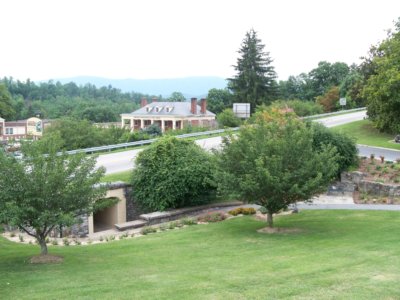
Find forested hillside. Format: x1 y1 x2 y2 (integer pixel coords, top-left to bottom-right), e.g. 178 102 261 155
0 77 159 122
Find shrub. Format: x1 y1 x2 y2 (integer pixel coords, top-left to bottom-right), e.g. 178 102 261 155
217 108 242 128
228 207 257 216
132 136 217 211
168 221 178 229
51 239 58 246
99 236 104 242
181 218 197 226
310 122 358 175
271 100 324 117
18 235 24 242
376 165 382 171
141 226 157 235
258 206 268 214
10 232 16 237
73 239 81 246
197 212 227 223
63 238 70 246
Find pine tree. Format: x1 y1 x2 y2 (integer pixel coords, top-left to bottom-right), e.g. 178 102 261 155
228 29 277 113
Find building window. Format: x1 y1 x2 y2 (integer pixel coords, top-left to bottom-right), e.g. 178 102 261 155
5 128 13 135
155 106 162 112
165 106 173 113
144 120 151 127
146 107 153 112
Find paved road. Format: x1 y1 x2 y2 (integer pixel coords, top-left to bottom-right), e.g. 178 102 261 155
315 110 367 128
97 137 225 174
98 110 400 174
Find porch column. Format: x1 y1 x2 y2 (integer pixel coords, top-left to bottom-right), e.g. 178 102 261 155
173 120 176 130
161 119 165 132
130 118 134 131
140 119 144 129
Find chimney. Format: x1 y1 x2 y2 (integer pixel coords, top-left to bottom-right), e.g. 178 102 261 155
140 98 148 108
152 97 158 103
200 98 207 114
191 98 197 114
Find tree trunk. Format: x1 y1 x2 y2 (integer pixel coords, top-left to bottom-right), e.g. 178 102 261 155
267 212 273 228
38 238 48 255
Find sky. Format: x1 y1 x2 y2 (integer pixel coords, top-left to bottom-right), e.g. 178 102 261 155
1 0 400 82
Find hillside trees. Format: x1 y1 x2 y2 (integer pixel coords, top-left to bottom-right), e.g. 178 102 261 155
0 84 15 119
228 29 278 113
206 88 233 114
217 110 339 227
0 137 106 255
363 18 400 133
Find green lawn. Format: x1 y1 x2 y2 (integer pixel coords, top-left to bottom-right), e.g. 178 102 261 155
100 170 132 183
1 210 400 299
331 119 400 150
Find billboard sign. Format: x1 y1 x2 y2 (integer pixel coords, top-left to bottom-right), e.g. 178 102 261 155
233 103 250 119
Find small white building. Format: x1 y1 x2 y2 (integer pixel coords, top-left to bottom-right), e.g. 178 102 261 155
0 117 48 141
121 98 216 132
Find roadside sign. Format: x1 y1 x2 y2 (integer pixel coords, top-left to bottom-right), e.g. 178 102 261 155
339 98 346 106
233 103 250 118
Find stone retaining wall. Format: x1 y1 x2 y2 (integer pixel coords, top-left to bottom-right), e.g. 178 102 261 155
341 171 400 197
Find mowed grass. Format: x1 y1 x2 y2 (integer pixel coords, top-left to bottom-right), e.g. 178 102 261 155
331 119 400 150
100 170 132 183
2 210 400 299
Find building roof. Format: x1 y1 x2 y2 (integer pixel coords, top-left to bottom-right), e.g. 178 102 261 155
122 102 215 117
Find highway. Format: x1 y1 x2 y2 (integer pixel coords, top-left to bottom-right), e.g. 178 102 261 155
97 110 400 174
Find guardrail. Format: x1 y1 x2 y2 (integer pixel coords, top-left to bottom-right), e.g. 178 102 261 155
301 107 366 120
65 128 240 155
65 107 366 155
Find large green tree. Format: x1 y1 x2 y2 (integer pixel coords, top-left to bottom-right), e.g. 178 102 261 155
0 83 16 120
131 136 217 211
228 29 277 113
0 137 106 255
217 110 338 227
363 19 400 133
206 88 233 114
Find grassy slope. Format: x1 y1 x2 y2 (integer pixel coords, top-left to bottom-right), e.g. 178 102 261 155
1 210 400 299
331 119 400 150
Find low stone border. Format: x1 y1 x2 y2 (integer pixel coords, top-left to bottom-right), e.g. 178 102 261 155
138 201 243 225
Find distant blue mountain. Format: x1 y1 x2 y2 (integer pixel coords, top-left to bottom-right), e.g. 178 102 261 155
51 76 228 98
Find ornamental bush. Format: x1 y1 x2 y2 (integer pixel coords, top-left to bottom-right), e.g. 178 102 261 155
131 136 217 211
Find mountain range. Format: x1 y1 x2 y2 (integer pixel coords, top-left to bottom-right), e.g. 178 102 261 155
52 76 228 98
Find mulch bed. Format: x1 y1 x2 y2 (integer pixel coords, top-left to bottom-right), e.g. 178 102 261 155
30 254 64 264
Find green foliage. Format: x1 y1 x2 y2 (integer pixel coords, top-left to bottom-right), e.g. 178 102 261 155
93 197 120 213
180 218 197 226
228 207 256 216
206 88 234 114
0 136 106 254
316 86 340 112
0 83 16 120
141 226 157 235
168 91 186 102
197 212 227 223
1 77 154 122
310 122 358 175
131 136 217 211
271 99 323 117
217 111 339 226
228 29 277 112
142 123 162 136
363 19 400 133
216 108 242 128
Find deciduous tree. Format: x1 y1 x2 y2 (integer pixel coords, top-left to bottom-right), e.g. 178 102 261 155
217 110 338 227
0 137 106 255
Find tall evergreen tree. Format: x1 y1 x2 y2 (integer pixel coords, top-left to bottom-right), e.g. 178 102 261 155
228 29 277 113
